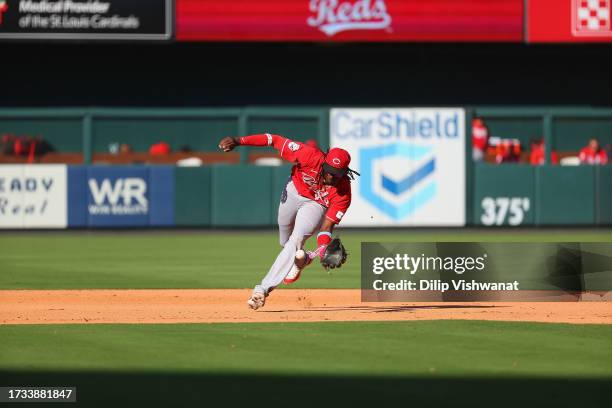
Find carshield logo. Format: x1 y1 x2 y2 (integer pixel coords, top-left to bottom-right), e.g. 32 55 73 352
88 177 148 215
360 143 436 220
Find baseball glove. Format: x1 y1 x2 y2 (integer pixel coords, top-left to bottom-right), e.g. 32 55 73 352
321 237 347 269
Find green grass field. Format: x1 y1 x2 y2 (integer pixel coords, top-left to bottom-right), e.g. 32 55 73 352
1 229 611 289
1 229 611 407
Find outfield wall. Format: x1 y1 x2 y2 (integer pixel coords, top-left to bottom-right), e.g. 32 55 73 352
0 163 610 228
1 106 611 228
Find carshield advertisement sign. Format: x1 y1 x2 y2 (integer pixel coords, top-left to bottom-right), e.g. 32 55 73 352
330 108 465 226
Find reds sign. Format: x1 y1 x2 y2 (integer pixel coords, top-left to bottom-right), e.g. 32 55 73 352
307 0 392 36
177 0 522 42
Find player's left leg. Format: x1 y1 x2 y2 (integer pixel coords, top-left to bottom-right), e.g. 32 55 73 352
248 180 312 310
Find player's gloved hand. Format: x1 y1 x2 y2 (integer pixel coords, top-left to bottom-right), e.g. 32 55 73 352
320 238 348 270
218 137 240 152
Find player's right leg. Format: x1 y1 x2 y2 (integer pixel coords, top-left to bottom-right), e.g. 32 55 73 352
282 202 325 284
277 177 298 247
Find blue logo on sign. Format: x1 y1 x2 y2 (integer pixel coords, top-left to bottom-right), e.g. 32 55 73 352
360 143 436 220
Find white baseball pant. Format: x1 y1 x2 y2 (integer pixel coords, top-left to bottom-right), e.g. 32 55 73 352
259 180 325 294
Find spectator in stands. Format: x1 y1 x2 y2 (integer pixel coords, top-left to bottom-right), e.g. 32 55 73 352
529 137 559 166
471 117 489 161
495 139 521 164
529 138 545 165
149 141 171 155
1 134 13 155
1 133 54 162
579 138 608 165
119 143 133 154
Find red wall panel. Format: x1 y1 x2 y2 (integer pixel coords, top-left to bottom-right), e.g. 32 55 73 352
176 0 523 42
528 0 612 42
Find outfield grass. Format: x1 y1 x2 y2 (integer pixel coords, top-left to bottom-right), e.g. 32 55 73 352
0 320 610 407
1 229 611 289
1 320 611 377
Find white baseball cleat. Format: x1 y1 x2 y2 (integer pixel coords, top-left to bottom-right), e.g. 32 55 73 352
247 285 266 310
283 249 313 284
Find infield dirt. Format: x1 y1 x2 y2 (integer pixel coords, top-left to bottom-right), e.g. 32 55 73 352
1 289 611 325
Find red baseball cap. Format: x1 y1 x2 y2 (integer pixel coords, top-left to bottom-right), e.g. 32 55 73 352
323 147 351 177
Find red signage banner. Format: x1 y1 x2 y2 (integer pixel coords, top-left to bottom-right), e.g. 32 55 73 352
176 0 523 42
528 0 612 42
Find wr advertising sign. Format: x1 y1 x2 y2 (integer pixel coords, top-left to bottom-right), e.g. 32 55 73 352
330 108 465 226
177 0 522 42
0 0 172 40
66 165 174 227
86 167 149 227
528 0 612 42
0 164 67 228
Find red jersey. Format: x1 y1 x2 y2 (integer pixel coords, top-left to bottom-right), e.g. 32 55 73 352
149 141 171 155
472 121 488 151
579 147 608 165
529 144 545 165
239 134 351 224
529 145 559 165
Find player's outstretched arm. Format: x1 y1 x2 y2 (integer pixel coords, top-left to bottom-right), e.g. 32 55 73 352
218 137 240 152
219 134 280 153
221 134 316 166
232 133 310 162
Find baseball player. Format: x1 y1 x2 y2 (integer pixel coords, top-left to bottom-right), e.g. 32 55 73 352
218 133 357 310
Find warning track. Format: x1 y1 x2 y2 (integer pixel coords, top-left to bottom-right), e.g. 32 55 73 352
1 289 611 325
